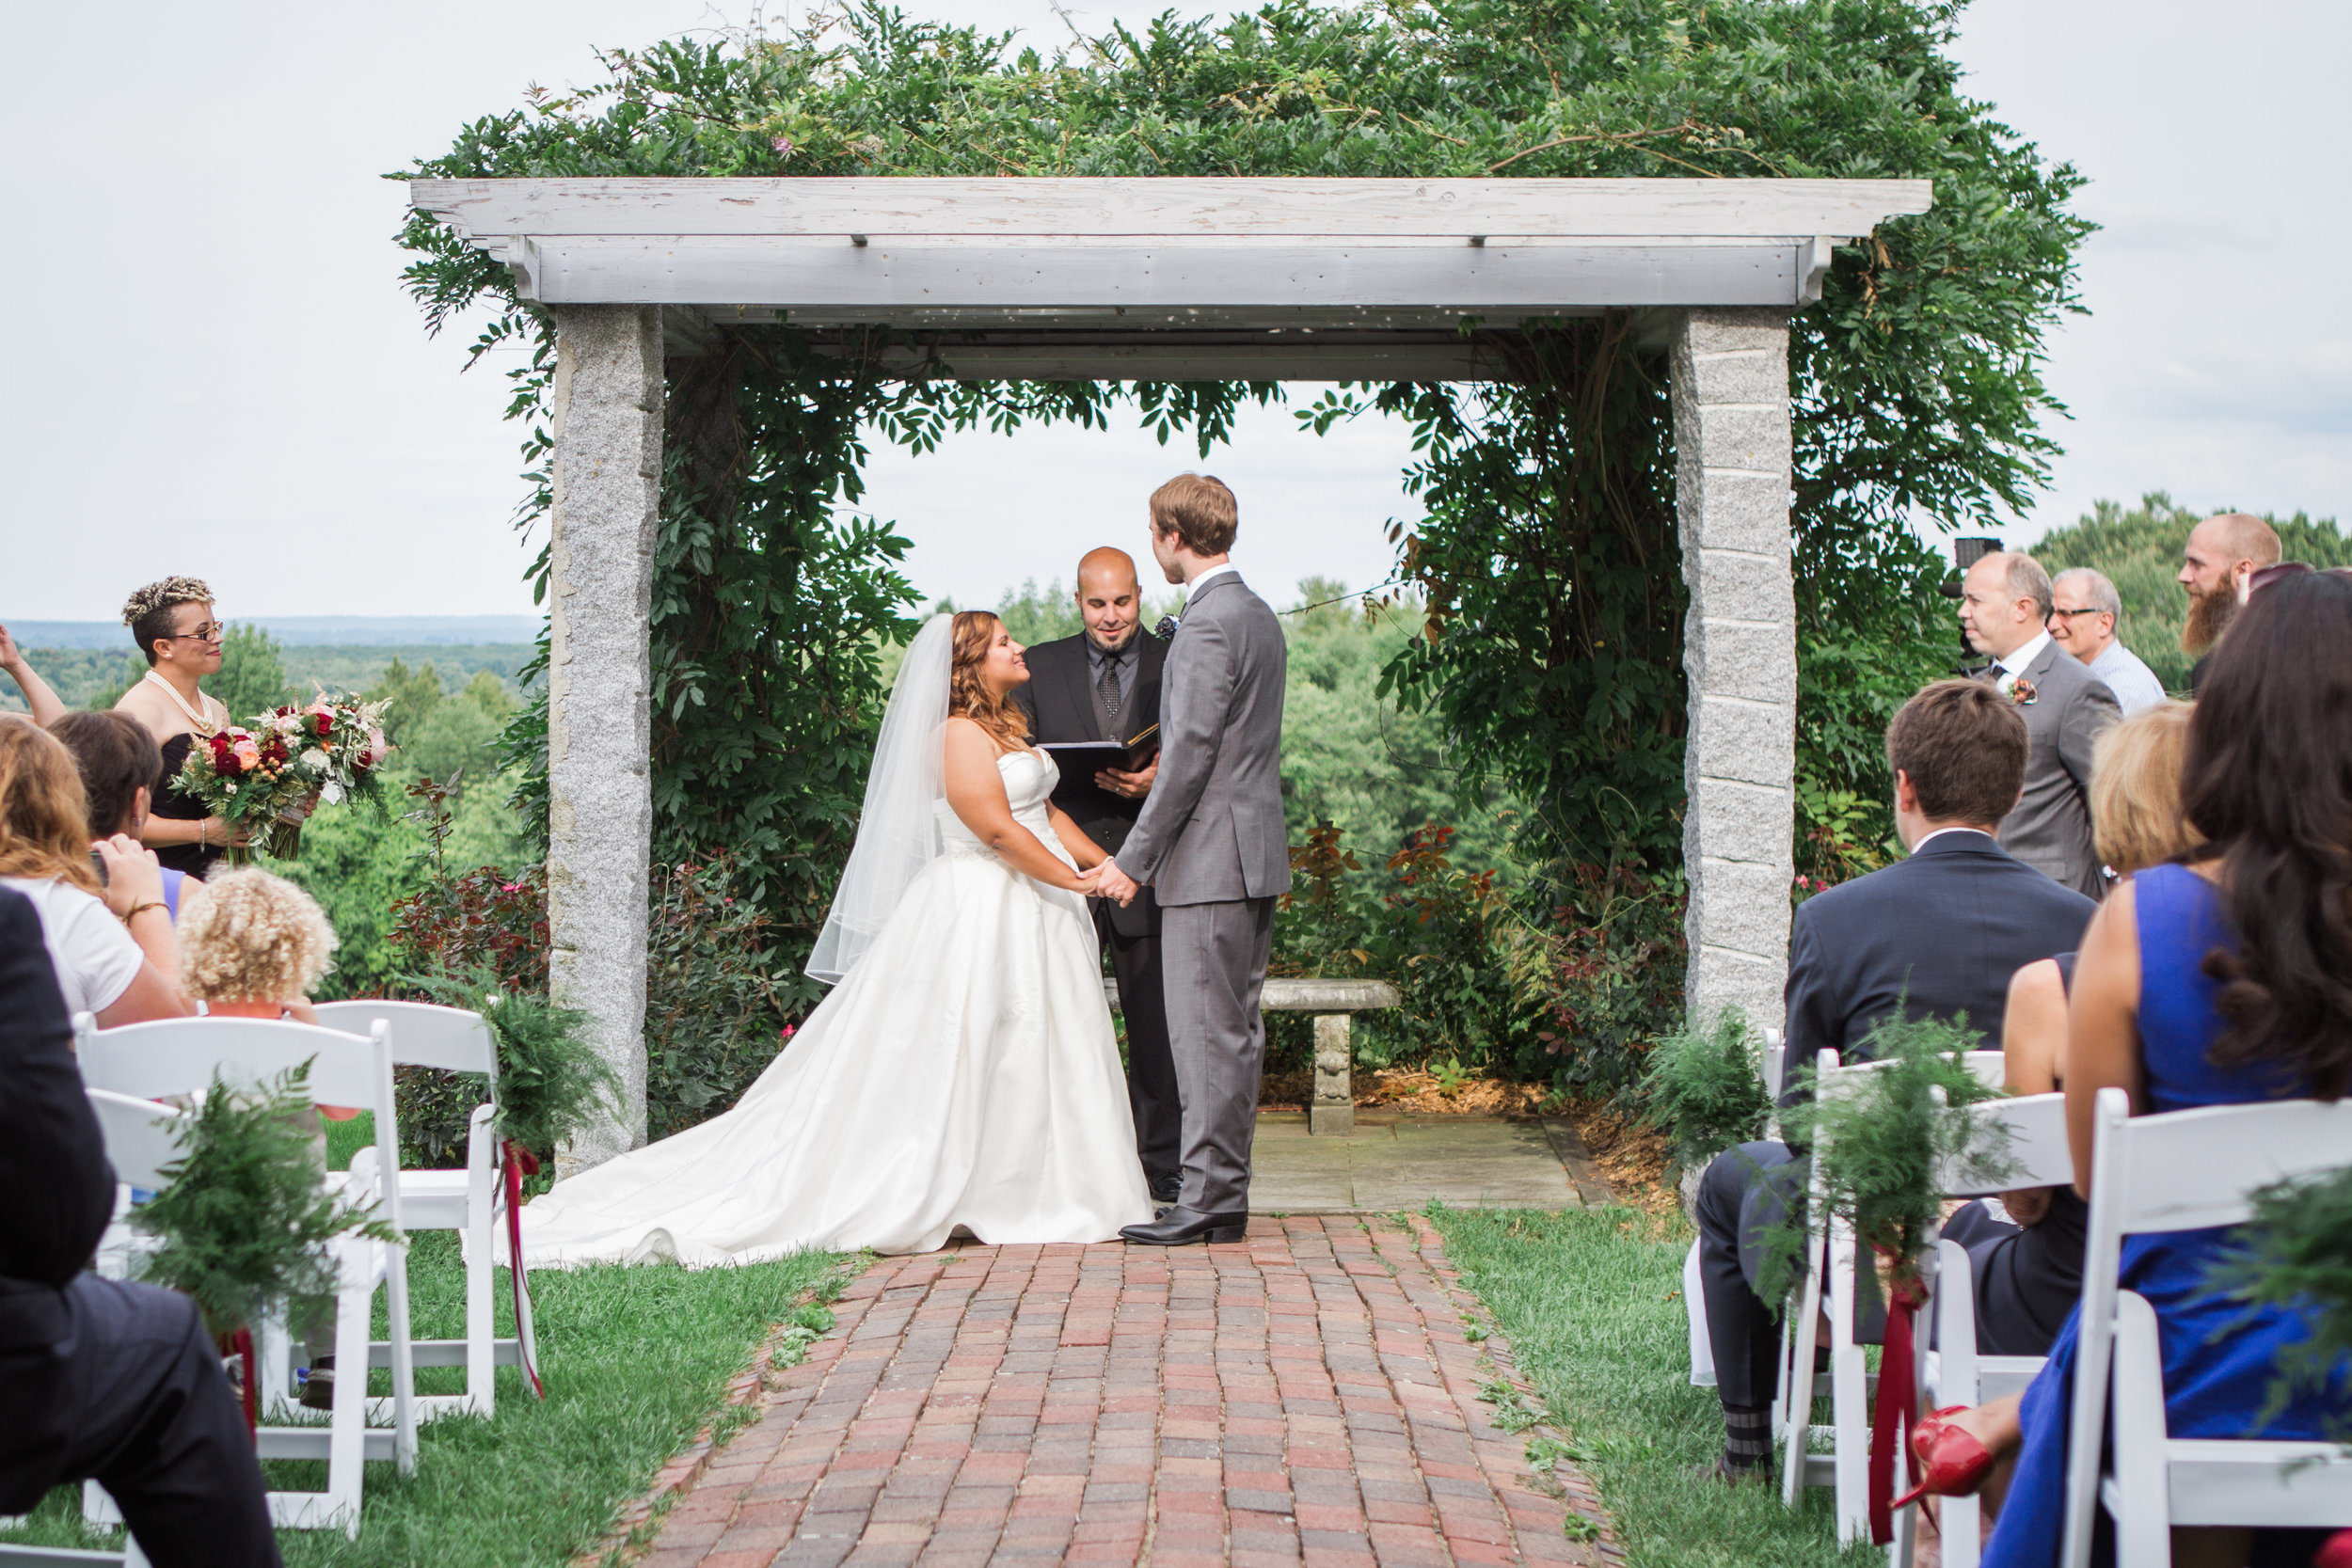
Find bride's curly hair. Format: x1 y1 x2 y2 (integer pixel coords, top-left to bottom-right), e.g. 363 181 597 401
948 611 1033 753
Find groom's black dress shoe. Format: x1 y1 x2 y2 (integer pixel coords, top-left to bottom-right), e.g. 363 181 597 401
1148 1173 1183 1205
1120 1207 1248 1246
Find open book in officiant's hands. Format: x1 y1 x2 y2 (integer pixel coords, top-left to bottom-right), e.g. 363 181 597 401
1039 723 1160 776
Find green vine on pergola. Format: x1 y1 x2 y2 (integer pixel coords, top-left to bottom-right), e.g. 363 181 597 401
398 0 2090 1009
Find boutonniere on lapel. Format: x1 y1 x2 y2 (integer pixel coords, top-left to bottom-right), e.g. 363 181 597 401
2007 676 2039 706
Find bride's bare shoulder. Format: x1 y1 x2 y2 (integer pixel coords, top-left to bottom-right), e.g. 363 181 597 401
943 715 1031 758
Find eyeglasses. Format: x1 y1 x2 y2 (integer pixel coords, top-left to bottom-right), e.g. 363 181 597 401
2047 608 2107 620
168 623 228 642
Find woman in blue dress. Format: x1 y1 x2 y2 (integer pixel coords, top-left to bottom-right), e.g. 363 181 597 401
1941 571 2352 1568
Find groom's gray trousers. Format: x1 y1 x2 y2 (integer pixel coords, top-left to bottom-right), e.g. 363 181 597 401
1162 896 1278 1215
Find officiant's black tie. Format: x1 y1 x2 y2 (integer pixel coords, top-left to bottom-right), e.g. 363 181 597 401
1097 653 1123 721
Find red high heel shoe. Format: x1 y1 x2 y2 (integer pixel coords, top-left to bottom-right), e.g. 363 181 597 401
1890 1405 1996 1509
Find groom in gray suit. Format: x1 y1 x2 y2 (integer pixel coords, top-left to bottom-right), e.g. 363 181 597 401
1092 474 1291 1246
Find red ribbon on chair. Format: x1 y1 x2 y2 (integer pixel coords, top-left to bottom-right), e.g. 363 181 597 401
230 1326 258 1437
500 1140 545 1400
1869 1268 1928 1545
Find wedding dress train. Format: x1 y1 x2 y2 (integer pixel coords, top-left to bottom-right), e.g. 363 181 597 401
518 749 1154 1264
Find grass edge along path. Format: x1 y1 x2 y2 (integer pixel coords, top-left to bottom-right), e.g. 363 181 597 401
1430 1204 1868 1568
0 1233 853 1567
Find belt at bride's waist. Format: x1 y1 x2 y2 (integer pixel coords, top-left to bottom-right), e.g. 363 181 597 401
941 811 1058 860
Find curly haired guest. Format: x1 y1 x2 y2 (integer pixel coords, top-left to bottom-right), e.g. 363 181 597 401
111 576 246 878
0 718 188 1025
176 868 338 1030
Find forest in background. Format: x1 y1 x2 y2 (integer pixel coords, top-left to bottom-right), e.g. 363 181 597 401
10 492 2341 1112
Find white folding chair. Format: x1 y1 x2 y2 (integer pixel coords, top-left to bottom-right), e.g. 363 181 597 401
1779 1048 2007 1544
1761 1027 1788 1102
82 1089 188 1282
1867 1091 2074 1568
2060 1088 2352 1568
72 1014 417 1538
313 999 535 1419
0 1547 150 1567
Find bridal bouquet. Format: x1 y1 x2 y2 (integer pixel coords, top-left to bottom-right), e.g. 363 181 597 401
259 693 391 809
172 693 389 862
172 724 311 864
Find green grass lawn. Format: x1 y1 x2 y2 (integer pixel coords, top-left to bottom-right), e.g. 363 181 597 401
4 1207 845 1564
1431 1205 1870 1568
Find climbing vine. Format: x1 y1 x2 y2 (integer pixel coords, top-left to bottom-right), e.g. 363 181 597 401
399 0 2090 1002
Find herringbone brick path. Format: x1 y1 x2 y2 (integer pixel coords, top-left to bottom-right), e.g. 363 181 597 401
627 1214 1614 1568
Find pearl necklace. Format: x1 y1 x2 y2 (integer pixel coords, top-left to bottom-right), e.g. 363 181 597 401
142 669 220 737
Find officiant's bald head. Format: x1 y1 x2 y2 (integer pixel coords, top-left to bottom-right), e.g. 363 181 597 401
1074 547 1143 652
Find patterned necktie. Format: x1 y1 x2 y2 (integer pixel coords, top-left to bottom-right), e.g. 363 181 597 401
1096 646 1123 721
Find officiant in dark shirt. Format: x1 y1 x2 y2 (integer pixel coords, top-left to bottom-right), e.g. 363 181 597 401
1011 547 1182 1204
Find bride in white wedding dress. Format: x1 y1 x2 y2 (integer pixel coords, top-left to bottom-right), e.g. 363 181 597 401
519 611 1155 1264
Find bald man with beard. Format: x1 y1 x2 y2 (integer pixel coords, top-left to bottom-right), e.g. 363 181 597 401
1010 548 1183 1204
2178 512 2280 694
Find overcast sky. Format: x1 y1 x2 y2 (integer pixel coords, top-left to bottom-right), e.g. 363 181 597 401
2 0 2343 623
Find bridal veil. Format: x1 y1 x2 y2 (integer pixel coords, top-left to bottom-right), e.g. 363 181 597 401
805 613 952 984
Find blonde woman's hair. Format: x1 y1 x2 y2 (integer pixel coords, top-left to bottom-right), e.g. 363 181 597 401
2090 701 2204 875
948 611 1033 753
0 717 102 895
178 868 338 1003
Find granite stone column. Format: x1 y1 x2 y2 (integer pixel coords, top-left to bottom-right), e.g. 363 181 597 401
1670 308 1797 1036
544 305 661 1172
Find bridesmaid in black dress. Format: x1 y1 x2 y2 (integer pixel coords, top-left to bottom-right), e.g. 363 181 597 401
111 578 243 879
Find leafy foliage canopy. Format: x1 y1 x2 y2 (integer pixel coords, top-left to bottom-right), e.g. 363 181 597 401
397 0 2090 1029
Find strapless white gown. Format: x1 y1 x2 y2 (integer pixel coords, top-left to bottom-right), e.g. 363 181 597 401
518 750 1154 1263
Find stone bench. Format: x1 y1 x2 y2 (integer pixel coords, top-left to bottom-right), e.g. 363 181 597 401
1101 975 1402 1136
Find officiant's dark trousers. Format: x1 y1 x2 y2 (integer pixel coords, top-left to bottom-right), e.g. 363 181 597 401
1094 899 1182 1187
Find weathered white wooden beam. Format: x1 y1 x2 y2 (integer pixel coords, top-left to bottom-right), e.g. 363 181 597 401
512 236 1815 312
412 176 1931 240
545 304 661 1174
1670 306 1797 1038
837 341 1512 381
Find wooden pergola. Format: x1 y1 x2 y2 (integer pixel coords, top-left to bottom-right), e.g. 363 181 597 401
409 175 1932 1166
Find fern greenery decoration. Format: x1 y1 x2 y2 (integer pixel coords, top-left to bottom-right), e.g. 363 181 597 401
1641 1007 1773 1169
1755 1012 2015 1307
2209 1163 2352 1435
134 1064 399 1340
405 965 619 1163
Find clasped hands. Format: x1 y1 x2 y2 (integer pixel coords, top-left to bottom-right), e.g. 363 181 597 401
1076 857 1141 907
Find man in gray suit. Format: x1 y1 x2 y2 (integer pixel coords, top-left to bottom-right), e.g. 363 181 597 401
1959 550 2121 898
1093 474 1290 1246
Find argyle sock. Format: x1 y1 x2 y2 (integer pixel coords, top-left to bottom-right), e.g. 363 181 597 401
1722 1402 1772 1472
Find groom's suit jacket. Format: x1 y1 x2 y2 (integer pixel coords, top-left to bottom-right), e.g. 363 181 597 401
1012 629 1167 938
1118 572 1292 906
1992 638 2121 900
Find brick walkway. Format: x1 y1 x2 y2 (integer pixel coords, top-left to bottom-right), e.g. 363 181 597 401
626 1215 1615 1568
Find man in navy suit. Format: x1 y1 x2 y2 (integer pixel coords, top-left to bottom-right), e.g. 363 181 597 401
0 886 280 1565
1692 680 2096 1481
